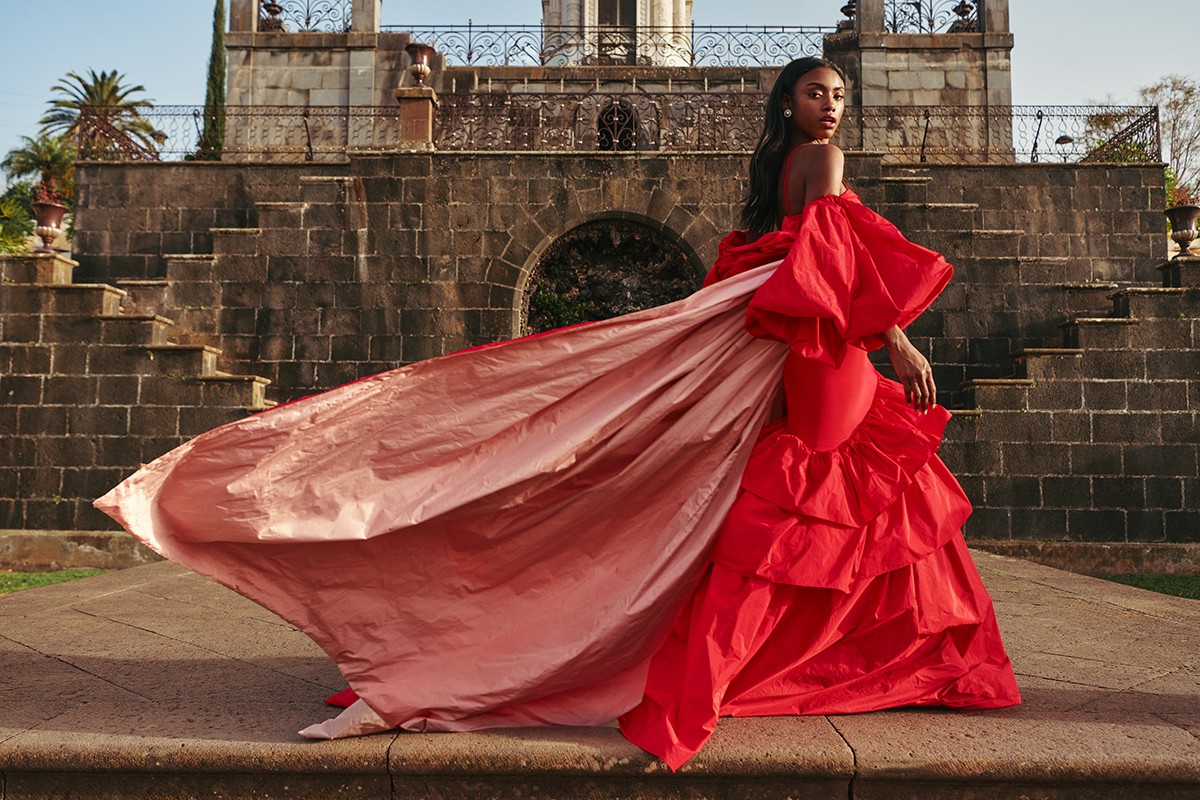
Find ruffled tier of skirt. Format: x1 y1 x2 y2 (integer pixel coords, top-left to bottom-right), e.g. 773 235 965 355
619 373 1021 770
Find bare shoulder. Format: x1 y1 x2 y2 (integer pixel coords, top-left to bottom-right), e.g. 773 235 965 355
791 143 844 175
790 144 845 204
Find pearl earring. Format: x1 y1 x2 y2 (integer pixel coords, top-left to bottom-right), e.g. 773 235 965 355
783 109 792 118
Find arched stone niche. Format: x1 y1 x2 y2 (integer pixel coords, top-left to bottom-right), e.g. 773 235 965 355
517 212 705 336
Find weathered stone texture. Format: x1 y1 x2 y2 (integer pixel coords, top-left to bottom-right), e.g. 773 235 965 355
6 155 1194 547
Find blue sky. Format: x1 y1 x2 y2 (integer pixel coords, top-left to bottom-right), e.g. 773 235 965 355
1 1 1196 176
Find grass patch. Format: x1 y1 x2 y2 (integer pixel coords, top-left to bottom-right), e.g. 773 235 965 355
1102 574 1200 600
0 569 106 595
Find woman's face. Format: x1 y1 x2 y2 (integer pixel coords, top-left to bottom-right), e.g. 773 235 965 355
782 67 845 143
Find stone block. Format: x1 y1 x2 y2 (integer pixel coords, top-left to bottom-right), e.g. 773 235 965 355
1126 510 1166 541
67 406 130 437
1002 442 1069 475
179 407 242 437
1160 412 1199 443
1163 511 1199 542
1124 444 1196 477
316 361 366 388
1009 508 1068 539
984 475 1041 507
1144 477 1184 510
1040 475 1092 508
129 406 181 437
16 405 68 437
1070 443 1124 476
1146 348 1200 379
1068 509 1128 542
1092 476 1145 510
1044 411 1086 443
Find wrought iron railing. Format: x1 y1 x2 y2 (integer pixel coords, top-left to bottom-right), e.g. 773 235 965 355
434 92 766 152
77 103 1160 166
841 104 1162 164
885 0 979 33
258 0 352 33
382 23 833 67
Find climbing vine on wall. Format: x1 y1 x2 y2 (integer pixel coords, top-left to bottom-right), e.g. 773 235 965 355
524 219 701 335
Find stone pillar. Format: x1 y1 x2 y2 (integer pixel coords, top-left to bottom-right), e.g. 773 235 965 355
982 0 1009 34
351 0 381 33
229 0 257 33
394 87 438 151
856 0 884 34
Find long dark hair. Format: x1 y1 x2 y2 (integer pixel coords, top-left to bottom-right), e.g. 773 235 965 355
741 57 847 238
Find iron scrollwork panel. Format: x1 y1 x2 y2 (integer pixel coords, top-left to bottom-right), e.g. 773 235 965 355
884 1 978 33
259 0 352 33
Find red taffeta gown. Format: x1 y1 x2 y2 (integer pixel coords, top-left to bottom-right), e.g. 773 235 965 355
95 188 1018 768
619 189 1021 769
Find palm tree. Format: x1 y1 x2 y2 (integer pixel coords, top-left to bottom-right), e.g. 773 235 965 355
1 132 76 203
39 69 160 157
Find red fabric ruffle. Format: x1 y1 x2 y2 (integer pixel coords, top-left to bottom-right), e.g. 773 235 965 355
707 191 953 366
710 373 973 590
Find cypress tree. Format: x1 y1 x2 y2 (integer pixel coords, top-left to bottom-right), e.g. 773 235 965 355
198 0 226 159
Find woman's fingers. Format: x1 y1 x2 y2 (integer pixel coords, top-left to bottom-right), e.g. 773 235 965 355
907 369 936 412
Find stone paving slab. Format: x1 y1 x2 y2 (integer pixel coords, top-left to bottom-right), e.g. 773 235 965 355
0 553 1197 799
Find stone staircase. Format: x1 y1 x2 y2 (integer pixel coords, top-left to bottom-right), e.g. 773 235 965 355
864 167 1198 549
0 252 272 538
946 256 1199 544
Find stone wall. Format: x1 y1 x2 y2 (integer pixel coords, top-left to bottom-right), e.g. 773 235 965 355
73 155 1163 403
13 152 1188 547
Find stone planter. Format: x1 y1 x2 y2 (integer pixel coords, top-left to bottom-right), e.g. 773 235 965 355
1165 204 1200 259
32 200 69 254
405 42 436 86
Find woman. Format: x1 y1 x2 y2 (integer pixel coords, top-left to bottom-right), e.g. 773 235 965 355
96 58 1018 769
617 57 1021 769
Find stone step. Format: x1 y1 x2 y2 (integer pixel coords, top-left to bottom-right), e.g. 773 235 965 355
958 377 1034 410
18 284 126 316
0 528 161 571
95 314 177 346
876 175 933 207
299 175 349 204
0 253 76 285
1011 347 1085 381
877 201 977 232
1059 317 1141 349
5 556 1195 800
197 372 274 410
1057 281 1122 315
1110 286 1194 319
255 201 306 230
210 228 262 257
114 279 169 316
1157 254 1200 288
163 253 218 273
942 228 1026 258
144 344 222 377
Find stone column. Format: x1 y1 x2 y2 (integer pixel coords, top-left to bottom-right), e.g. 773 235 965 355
856 0 884 34
982 0 1010 34
351 0 381 33
229 0 257 33
394 87 438 151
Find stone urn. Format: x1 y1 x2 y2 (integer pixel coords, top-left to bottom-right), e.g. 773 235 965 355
32 198 68 254
1165 204 1200 258
405 43 436 87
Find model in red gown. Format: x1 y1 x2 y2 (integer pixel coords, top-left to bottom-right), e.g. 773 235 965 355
617 184 1021 769
95 57 1020 771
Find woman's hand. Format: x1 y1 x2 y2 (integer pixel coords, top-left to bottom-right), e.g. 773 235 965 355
881 326 936 413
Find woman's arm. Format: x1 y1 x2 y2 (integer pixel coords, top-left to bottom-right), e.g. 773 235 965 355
880 325 936 412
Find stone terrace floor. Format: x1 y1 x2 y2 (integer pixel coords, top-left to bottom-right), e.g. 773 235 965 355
0 551 1196 799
